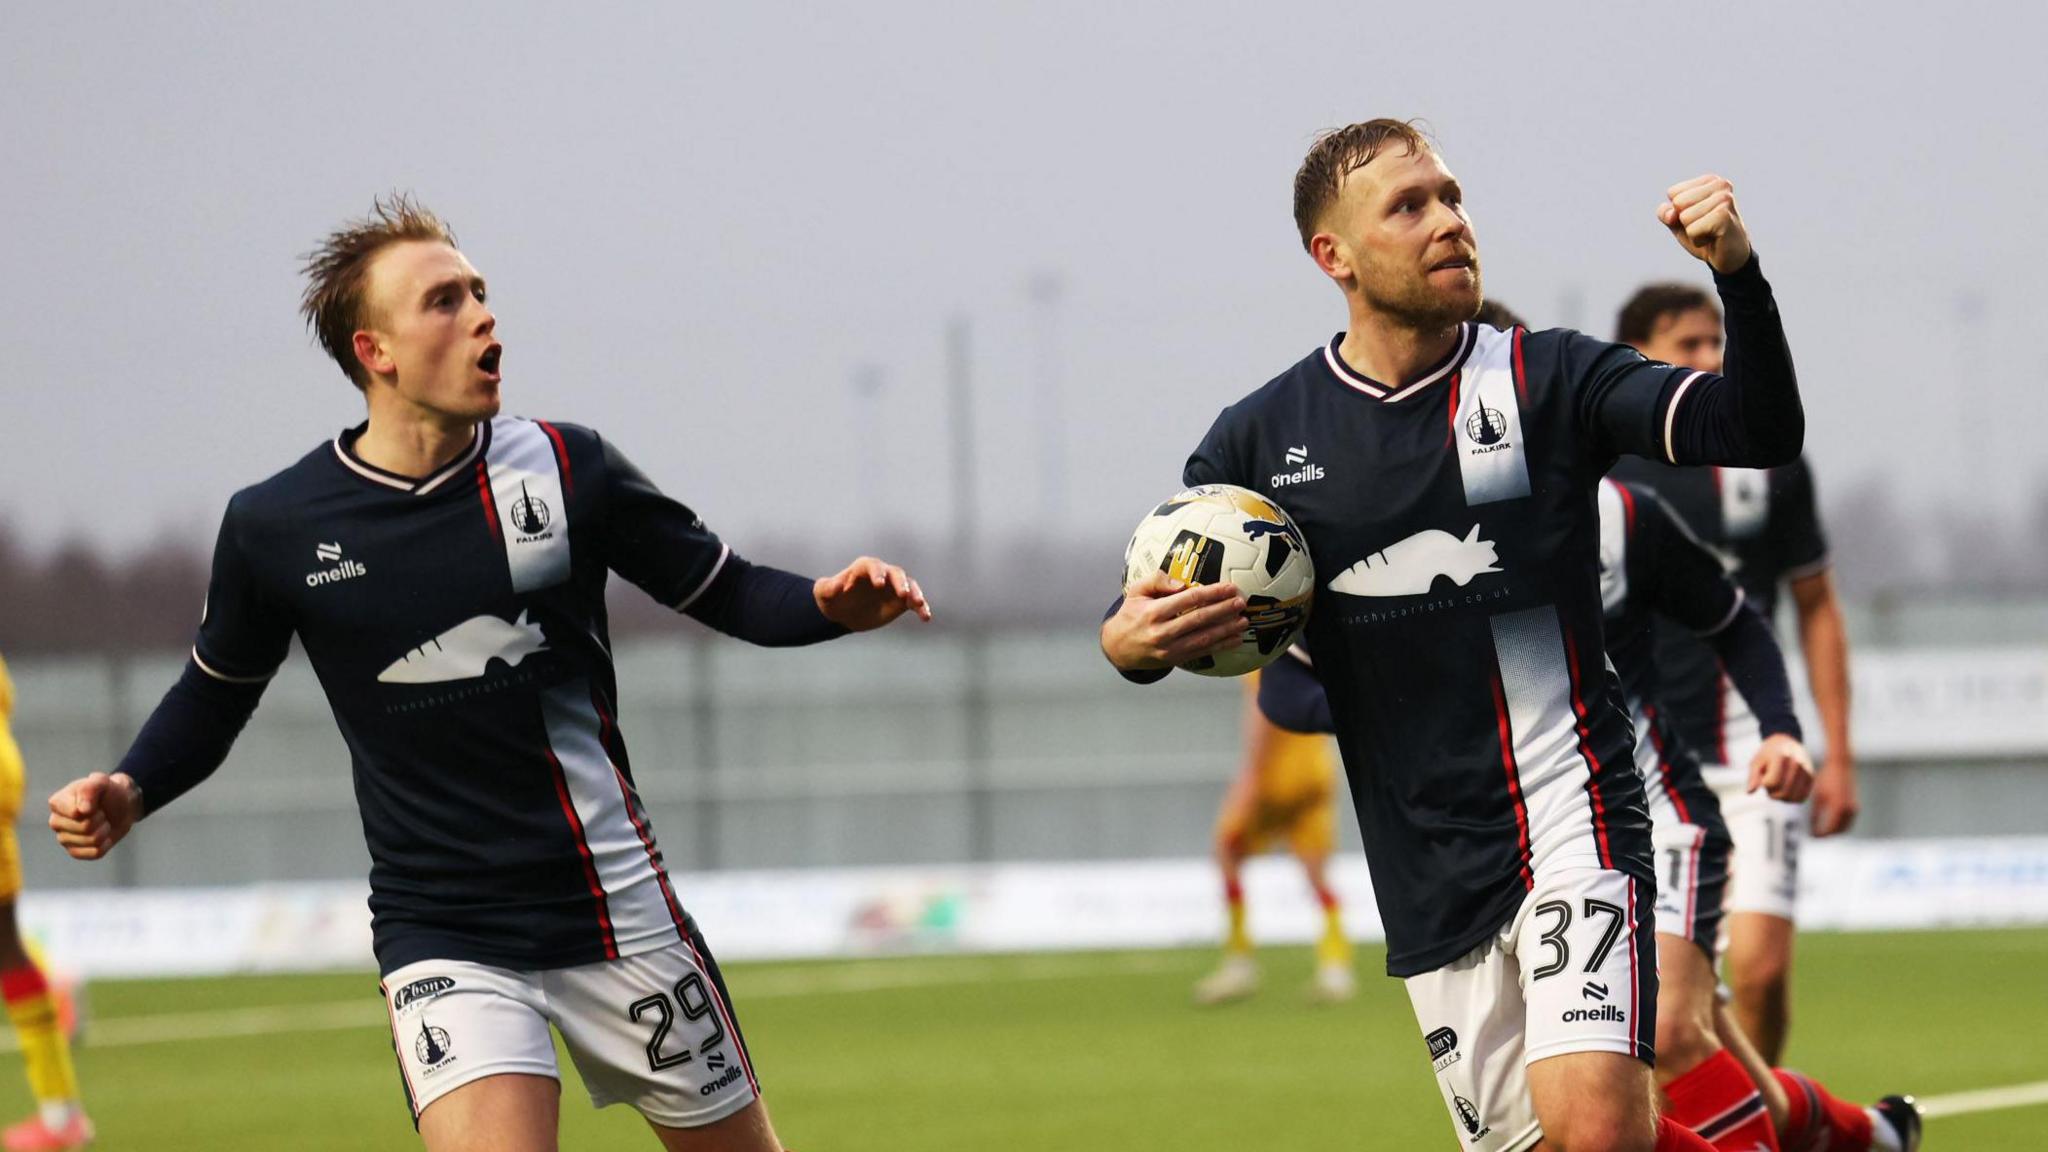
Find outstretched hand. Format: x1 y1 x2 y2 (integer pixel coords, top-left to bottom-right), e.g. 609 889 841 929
1658 174 1753 275
814 556 932 631
48 771 143 860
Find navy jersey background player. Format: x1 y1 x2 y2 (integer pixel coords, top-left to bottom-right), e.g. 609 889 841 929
47 197 930 1152
1607 281 1853 1069
1102 119 1803 1152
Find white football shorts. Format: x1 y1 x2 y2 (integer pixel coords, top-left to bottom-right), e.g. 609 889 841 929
1701 761 1804 920
1650 819 1732 959
1404 868 1657 1152
380 925 759 1129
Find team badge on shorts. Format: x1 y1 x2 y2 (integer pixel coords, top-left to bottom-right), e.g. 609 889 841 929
412 1019 456 1074
1453 1093 1492 1143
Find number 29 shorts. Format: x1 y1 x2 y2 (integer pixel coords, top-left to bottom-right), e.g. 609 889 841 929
380 917 759 1130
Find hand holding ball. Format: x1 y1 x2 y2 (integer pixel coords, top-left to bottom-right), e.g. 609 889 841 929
1120 485 1314 676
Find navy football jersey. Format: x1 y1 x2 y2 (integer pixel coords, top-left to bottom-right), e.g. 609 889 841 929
1595 479 1738 834
194 416 729 973
1186 321 1757 975
1606 455 1828 764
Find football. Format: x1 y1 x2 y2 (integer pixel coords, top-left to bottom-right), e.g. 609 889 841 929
1122 484 1315 676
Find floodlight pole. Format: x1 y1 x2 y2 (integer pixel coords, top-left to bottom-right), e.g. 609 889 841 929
1028 271 1066 524
852 364 886 533
947 317 994 863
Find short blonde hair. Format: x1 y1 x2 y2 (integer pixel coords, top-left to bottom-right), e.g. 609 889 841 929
299 194 457 389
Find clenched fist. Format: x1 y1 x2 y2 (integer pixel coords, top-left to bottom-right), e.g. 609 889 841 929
48 772 143 860
1746 734 1815 803
1659 174 1753 275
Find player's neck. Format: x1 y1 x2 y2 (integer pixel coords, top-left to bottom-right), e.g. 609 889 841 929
355 404 481 480
1336 308 1463 389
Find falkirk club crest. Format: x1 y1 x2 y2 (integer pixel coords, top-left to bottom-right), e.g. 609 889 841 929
415 1019 453 1067
509 481 551 535
1465 405 1508 446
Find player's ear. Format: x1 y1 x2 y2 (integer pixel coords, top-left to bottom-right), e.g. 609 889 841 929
1309 232 1353 288
352 329 394 378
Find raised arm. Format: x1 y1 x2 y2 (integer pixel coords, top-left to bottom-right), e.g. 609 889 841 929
1575 176 1802 470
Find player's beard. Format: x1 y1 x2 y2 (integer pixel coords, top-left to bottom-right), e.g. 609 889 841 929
1358 252 1483 331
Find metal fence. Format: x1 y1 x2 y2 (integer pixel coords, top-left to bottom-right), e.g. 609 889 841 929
10 596 2048 893
10 629 1311 892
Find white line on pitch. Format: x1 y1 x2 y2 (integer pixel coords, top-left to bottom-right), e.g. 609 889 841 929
9 969 2048 1123
1916 1079 2048 1119
7 1001 382 1051
0 951 1188 1052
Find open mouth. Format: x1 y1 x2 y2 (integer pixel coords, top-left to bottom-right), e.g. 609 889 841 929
478 344 503 376
1430 256 1475 273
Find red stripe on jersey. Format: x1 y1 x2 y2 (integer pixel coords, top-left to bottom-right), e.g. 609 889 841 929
589 686 690 941
537 419 574 496
1562 628 1617 869
1643 705 1693 823
544 746 618 959
474 460 500 540
1511 326 1529 408
611 760 689 932
1445 371 1463 450
1489 670 1535 890
1613 478 1638 534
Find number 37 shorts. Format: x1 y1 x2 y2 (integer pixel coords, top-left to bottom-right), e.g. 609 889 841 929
1402 868 1658 1152
379 917 759 1130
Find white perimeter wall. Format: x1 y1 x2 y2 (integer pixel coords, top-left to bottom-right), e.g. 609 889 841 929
22 836 2048 980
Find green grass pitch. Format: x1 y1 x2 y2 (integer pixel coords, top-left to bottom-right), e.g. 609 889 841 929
5 928 2043 1149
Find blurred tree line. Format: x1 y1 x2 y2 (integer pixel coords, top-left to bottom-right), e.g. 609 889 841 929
3 482 2045 655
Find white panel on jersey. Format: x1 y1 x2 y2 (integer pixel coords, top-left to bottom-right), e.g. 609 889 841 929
488 418 573 593
1453 330 1532 506
539 680 680 954
1596 481 1629 617
1718 467 1770 540
1489 606 1604 877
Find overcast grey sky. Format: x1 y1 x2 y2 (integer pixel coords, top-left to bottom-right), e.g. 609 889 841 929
4 2 2044 571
